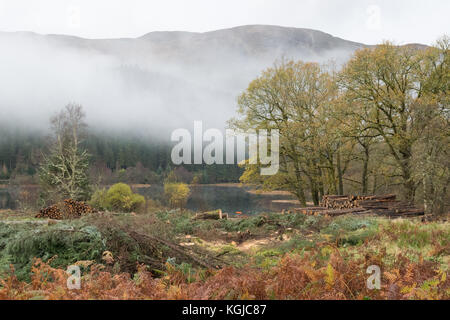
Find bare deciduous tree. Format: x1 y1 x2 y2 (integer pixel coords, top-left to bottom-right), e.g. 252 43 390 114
39 104 91 203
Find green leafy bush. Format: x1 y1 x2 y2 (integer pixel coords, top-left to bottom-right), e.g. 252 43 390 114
89 188 108 210
91 183 145 212
164 183 190 209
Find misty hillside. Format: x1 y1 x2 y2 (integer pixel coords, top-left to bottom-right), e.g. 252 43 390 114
31 25 365 63
0 25 368 136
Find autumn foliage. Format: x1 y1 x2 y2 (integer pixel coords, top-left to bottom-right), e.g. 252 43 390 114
1 243 448 300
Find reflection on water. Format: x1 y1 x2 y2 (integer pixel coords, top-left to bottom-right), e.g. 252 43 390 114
0 189 15 210
138 184 297 214
0 184 298 214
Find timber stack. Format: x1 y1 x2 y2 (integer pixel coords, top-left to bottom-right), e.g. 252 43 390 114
36 199 96 220
294 194 424 218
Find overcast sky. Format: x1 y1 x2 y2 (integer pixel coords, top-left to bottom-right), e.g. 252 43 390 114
0 0 448 45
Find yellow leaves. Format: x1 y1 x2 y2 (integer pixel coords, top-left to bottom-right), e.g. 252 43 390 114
101 251 114 265
105 183 145 212
239 290 253 300
434 268 448 285
74 260 94 268
440 271 447 283
235 58 339 194
397 266 449 300
413 279 441 300
400 284 416 295
239 164 262 185
164 182 190 209
325 263 335 287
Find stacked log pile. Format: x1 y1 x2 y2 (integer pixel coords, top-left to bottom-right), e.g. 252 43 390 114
294 194 424 218
294 207 370 217
322 195 355 209
36 199 96 220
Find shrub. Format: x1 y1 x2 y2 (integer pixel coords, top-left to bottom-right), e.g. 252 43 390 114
164 183 190 209
89 188 108 211
104 183 145 213
144 198 163 212
191 175 201 184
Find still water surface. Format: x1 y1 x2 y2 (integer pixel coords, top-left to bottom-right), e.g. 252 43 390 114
0 184 297 214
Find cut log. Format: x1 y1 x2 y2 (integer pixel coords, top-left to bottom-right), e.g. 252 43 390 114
324 207 368 216
193 209 228 220
293 207 328 214
356 194 396 201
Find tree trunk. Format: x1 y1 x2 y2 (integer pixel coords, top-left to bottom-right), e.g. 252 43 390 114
311 188 320 206
400 152 416 202
337 150 344 195
293 164 307 207
398 130 416 202
361 146 369 194
306 174 320 206
402 169 416 202
295 187 307 207
422 154 435 214
318 169 325 200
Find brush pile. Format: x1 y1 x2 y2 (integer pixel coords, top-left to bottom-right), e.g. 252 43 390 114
36 199 96 220
294 194 424 218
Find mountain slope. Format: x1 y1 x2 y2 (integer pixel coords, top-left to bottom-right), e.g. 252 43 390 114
0 25 371 134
